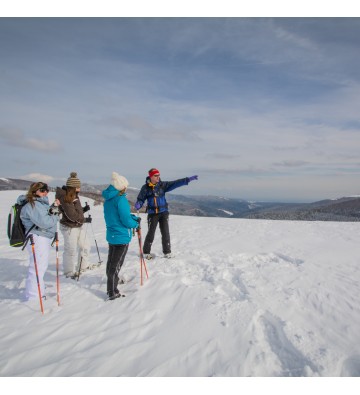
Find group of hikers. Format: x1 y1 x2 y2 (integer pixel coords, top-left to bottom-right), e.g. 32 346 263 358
18 169 198 301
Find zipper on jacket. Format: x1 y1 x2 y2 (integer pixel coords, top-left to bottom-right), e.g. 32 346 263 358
154 196 158 214
149 183 159 214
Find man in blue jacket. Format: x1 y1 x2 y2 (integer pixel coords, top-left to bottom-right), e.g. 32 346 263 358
135 168 198 259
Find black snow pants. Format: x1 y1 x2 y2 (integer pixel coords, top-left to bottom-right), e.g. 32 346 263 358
106 243 129 296
143 211 171 255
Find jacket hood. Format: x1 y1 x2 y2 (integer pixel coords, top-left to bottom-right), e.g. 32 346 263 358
102 184 126 201
17 195 49 205
16 194 27 205
55 186 66 199
56 186 80 201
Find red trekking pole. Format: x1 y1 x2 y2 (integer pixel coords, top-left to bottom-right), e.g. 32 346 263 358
29 235 44 314
55 231 60 306
136 213 149 286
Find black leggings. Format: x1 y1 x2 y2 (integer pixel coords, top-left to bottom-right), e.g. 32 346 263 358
143 211 171 254
106 243 129 295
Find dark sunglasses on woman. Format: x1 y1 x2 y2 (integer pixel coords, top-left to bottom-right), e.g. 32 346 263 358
38 183 49 193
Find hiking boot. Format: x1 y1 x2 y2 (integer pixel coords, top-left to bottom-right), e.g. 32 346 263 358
145 254 154 260
163 253 173 259
83 263 100 271
106 293 121 301
65 271 76 278
69 272 80 280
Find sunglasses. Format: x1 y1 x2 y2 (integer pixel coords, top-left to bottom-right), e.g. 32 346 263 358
37 183 49 193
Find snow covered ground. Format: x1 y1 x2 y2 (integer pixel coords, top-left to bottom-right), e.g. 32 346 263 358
1 190 360 386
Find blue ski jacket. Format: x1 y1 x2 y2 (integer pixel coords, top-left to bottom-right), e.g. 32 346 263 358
17 195 59 239
136 177 190 214
102 185 139 245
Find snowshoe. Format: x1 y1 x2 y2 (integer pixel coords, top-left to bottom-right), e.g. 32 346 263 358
65 271 79 279
106 291 125 301
87 263 102 270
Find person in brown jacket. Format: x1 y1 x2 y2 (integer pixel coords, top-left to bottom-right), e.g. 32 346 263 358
55 172 92 278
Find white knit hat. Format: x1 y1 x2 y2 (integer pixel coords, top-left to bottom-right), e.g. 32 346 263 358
111 172 129 191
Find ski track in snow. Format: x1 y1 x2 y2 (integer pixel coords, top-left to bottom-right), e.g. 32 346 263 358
1 191 360 377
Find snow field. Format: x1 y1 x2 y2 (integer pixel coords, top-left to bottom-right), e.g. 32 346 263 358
0 191 360 384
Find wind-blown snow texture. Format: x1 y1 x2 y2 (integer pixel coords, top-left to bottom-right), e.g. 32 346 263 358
1 190 360 377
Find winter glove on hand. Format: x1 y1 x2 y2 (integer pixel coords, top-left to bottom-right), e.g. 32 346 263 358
134 202 142 210
84 217 92 223
49 205 60 216
83 203 90 213
188 175 198 182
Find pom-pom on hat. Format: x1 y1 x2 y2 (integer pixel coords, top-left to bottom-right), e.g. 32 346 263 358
66 172 81 188
148 168 160 178
111 172 129 191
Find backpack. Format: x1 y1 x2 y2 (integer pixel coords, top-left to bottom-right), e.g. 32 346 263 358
7 201 35 248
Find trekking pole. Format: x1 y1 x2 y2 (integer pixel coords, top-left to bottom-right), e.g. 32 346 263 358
55 230 60 306
76 218 89 281
136 212 149 286
89 214 103 265
29 235 44 314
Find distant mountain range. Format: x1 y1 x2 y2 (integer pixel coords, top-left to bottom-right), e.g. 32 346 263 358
2 177 360 222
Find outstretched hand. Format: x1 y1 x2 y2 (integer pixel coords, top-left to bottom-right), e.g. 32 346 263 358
188 175 198 182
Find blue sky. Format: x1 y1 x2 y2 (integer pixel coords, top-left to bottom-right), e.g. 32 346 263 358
1 16 360 202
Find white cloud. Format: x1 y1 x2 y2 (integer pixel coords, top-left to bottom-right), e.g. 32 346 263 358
0 127 62 152
21 173 56 183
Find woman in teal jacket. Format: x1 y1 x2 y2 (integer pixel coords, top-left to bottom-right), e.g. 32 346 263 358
102 172 140 300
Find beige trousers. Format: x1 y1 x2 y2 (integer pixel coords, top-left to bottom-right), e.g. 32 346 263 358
60 224 91 275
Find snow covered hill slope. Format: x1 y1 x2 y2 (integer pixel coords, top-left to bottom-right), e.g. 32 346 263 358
0 191 360 377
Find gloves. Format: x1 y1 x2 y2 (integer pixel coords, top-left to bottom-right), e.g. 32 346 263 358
84 217 92 223
132 215 141 231
131 214 141 229
134 202 142 210
49 205 60 216
188 175 198 182
83 203 90 213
